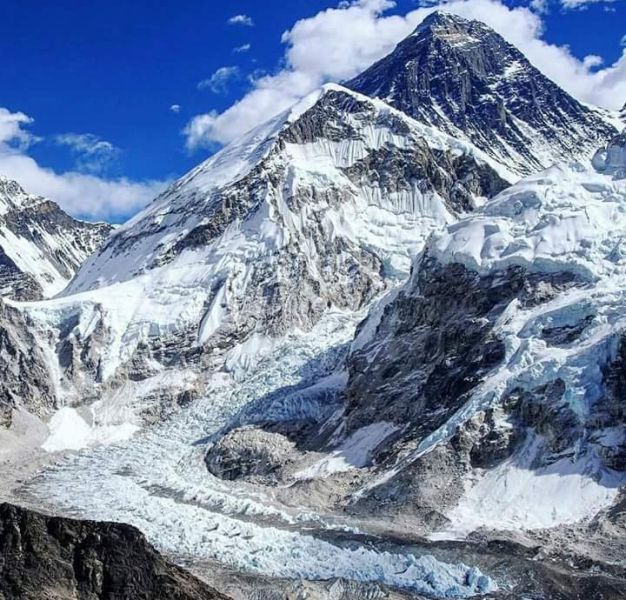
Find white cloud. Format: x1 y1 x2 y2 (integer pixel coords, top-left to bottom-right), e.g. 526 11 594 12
560 0 617 8
529 0 549 13
185 0 626 150
197 66 240 94
0 107 37 150
228 14 254 26
54 133 120 175
621 34 626 47
234 43 252 53
0 108 167 221
170 104 182 113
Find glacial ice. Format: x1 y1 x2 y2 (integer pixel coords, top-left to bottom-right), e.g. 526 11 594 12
27 310 495 597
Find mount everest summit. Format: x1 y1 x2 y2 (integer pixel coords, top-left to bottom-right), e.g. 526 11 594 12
347 12 618 177
1 11 626 600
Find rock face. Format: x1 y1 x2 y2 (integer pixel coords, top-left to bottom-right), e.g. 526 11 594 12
0 299 57 427
344 259 578 440
347 12 617 177
0 178 112 300
0 503 229 600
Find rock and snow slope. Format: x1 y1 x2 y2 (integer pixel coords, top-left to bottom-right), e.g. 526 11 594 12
0 177 112 301
2 17 625 598
347 12 618 177
315 130 626 538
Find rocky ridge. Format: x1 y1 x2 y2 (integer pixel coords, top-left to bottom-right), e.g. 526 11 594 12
0 503 229 600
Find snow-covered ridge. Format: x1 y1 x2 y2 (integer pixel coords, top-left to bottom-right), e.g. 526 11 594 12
67 83 510 295
427 154 626 281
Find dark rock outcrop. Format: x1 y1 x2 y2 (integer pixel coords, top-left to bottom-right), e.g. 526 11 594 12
0 299 56 427
0 503 230 600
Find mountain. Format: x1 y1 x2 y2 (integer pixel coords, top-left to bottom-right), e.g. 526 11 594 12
0 177 112 301
346 12 618 177
4 20 626 600
0 503 229 600
0 84 505 427
620 102 626 124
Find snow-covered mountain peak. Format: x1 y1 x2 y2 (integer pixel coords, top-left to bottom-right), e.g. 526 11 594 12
0 177 40 215
67 84 507 296
0 176 112 300
411 10 492 41
346 13 617 177
4 83 506 426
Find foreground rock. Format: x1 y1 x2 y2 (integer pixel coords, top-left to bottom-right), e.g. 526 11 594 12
0 503 229 600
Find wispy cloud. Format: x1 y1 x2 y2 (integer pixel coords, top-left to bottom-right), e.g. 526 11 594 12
228 14 254 26
0 108 168 221
560 0 618 9
170 104 182 113
185 0 626 150
234 43 252 53
197 66 240 94
54 132 120 175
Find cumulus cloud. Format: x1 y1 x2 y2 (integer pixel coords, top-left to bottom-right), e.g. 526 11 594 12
184 0 626 150
198 66 240 94
54 133 120 175
170 104 182 113
0 107 38 150
228 14 254 26
234 43 252 53
0 108 167 221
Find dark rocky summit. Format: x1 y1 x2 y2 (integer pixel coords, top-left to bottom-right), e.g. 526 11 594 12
0 503 229 600
347 12 617 176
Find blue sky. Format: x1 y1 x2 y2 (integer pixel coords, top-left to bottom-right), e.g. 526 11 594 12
0 0 624 221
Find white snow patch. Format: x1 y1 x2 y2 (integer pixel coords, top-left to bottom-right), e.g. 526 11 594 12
296 422 398 480
42 407 139 452
432 435 622 539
